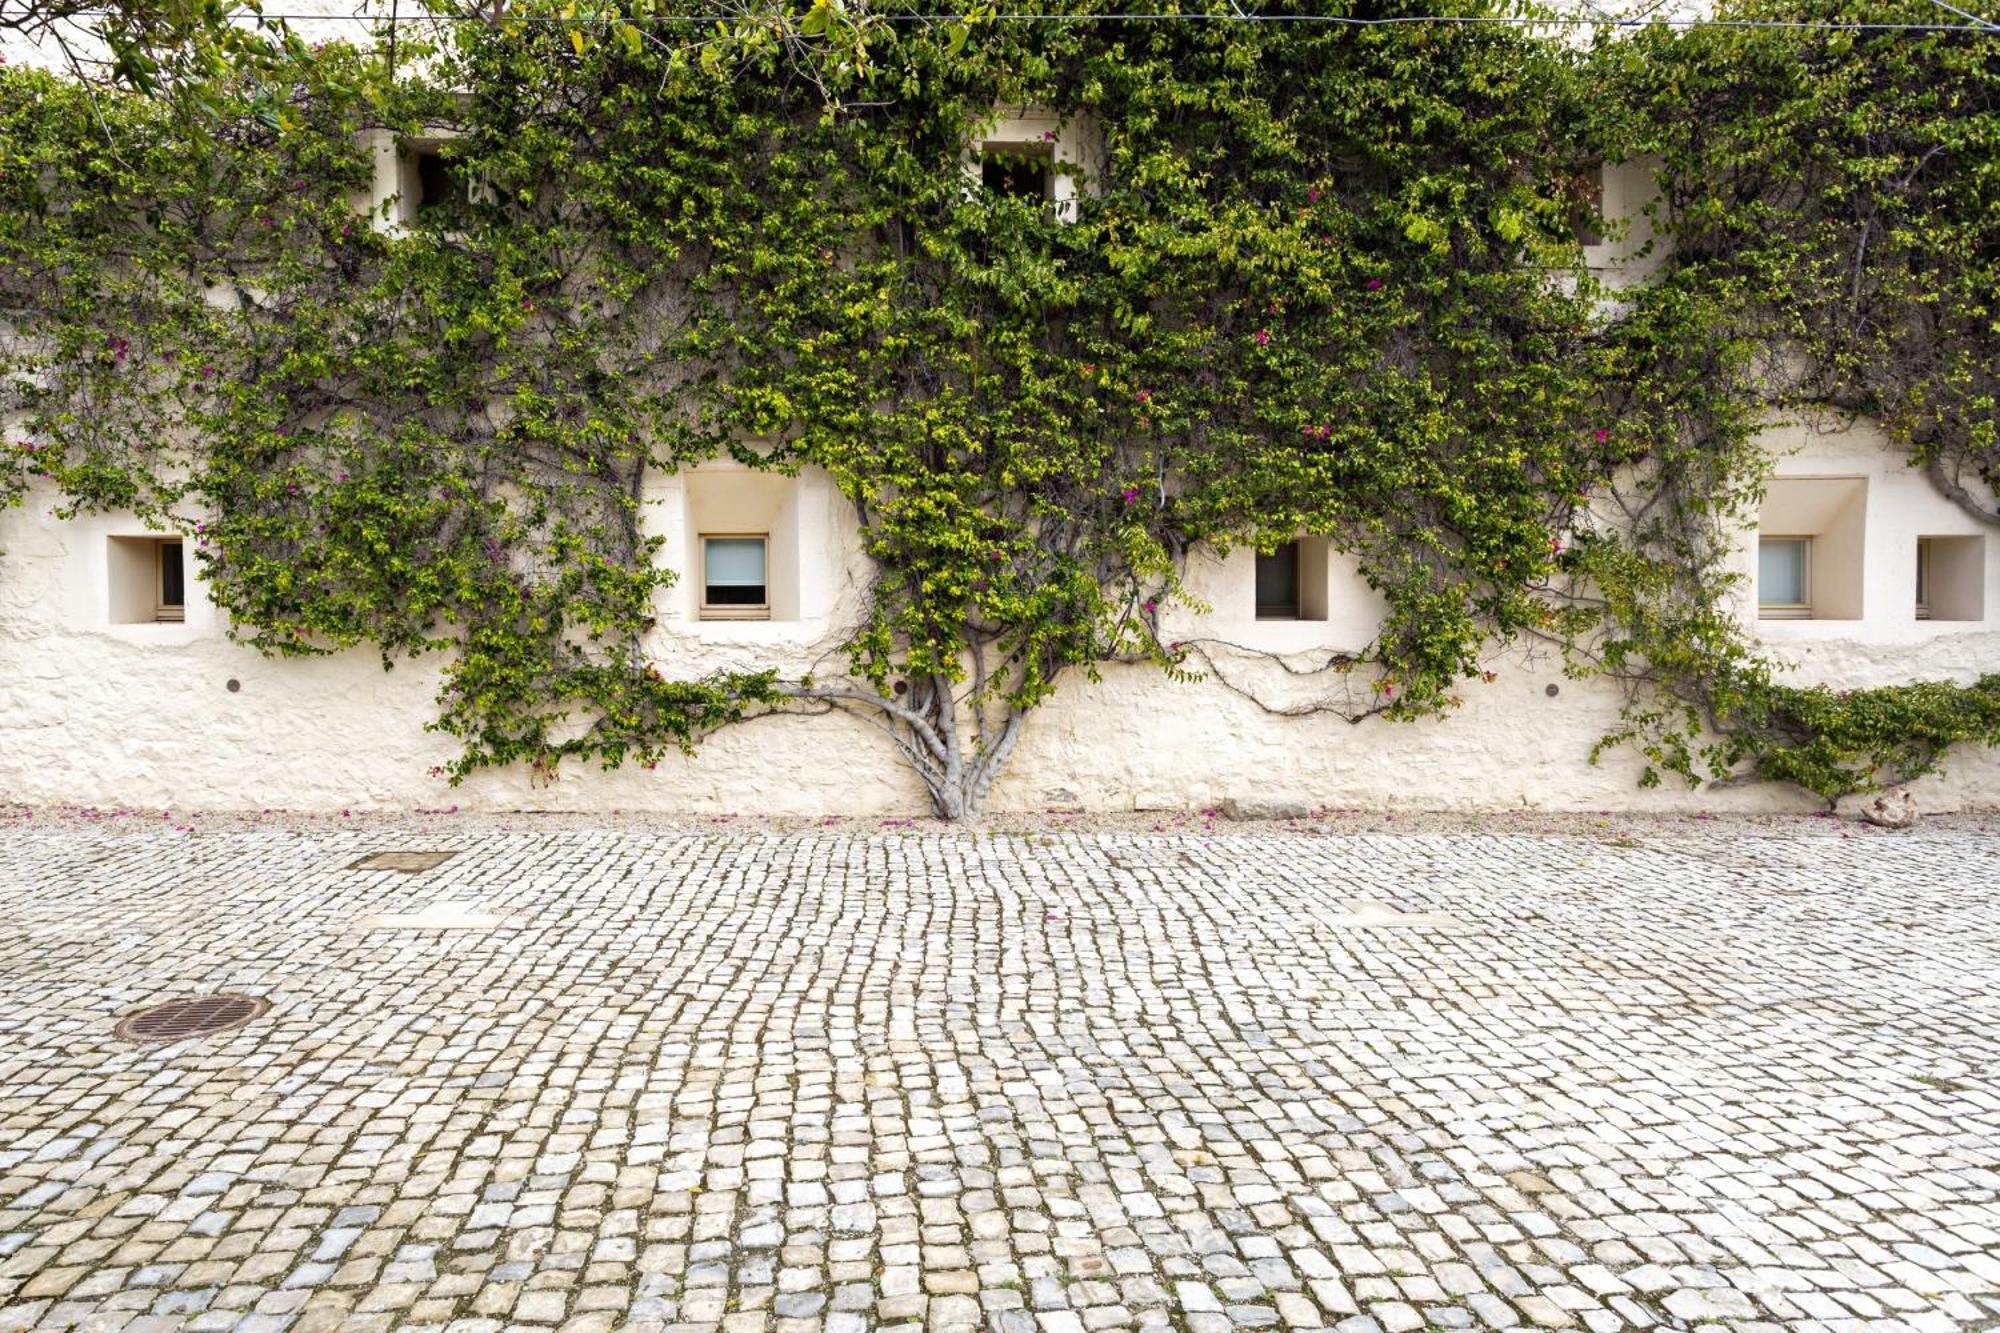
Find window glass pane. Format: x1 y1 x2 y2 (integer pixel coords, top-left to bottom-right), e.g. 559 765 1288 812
1256 542 1300 618
159 541 185 607
1759 538 1806 606
705 537 766 604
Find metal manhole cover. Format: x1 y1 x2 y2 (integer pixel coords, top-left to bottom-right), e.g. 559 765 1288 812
348 851 457 873
114 993 271 1043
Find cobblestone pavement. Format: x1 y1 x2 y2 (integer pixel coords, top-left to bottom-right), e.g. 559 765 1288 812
1 821 1998 1333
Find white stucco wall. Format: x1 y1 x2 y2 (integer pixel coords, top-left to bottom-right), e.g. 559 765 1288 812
4 423 1996 815
5 7 1991 815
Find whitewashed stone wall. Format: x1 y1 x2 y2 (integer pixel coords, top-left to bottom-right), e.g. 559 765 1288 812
3 421 1997 814
6 2 1995 814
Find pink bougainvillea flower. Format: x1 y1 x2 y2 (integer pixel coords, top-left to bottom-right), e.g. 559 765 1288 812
1253 328 1271 346
1364 278 1384 291
1135 388 1152 403
1143 599 1157 613
1307 188 1320 202
1122 486 1140 504
1592 427 1610 443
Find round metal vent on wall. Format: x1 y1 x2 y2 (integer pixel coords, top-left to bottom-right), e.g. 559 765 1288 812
114 994 271 1043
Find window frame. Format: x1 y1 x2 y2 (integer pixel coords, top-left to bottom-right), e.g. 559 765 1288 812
395 135 492 230
1915 537 1933 620
155 538 186 623
1255 540 1303 621
1757 535 1813 620
698 532 771 621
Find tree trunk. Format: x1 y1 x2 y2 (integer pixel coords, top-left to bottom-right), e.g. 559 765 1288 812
790 669 1030 821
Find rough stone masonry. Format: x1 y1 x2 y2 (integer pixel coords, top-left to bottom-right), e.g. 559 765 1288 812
0 817 1996 1332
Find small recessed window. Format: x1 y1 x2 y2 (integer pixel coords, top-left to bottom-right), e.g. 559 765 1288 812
1758 536 1811 619
701 535 768 620
109 534 188 624
1914 534 1986 622
981 142 1054 204
414 147 463 217
1256 541 1301 620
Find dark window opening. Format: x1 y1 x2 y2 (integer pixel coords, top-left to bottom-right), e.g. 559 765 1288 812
1256 542 1300 620
705 583 766 606
157 540 185 622
415 148 462 217
981 142 1054 204
1570 165 1605 246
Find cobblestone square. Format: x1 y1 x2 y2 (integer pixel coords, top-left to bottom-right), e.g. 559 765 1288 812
0 815 1996 1333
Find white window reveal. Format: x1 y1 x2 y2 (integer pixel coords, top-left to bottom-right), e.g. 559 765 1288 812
363 128 493 231
1755 477 1866 622
1758 536 1811 619
108 535 188 625
967 110 1101 224
1915 535 1986 622
680 467 800 623
701 535 769 620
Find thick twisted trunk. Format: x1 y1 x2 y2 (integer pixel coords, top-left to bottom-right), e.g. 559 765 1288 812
790 669 1030 820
